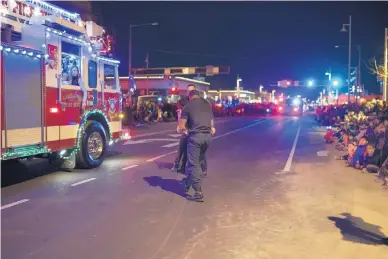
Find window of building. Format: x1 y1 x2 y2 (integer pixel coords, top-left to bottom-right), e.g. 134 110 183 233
61 41 81 86
88 60 97 89
103 64 116 90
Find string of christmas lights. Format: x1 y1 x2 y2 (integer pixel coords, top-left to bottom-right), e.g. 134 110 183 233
25 0 80 21
0 43 45 59
2 147 50 160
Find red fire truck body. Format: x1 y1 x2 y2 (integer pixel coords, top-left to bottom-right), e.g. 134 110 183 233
0 0 129 168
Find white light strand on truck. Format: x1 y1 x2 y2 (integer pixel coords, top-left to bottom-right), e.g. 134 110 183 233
26 0 80 21
0 44 44 59
46 28 120 65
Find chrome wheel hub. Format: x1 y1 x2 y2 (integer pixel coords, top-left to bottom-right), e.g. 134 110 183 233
87 132 103 160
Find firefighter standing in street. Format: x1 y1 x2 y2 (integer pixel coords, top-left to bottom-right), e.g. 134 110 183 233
171 84 208 176
177 89 215 202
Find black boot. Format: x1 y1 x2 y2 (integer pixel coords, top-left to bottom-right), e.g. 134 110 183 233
187 191 204 202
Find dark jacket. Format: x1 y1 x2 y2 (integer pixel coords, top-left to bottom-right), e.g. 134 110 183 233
366 149 382 167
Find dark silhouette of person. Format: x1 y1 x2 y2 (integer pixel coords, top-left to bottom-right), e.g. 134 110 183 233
328 213 387 245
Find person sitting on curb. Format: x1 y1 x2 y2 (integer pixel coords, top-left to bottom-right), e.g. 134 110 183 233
362 144 382 173
350 137 368 169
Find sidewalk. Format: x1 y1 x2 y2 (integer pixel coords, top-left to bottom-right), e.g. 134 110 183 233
268 127 388 259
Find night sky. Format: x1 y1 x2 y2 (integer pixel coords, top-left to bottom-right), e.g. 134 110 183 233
67 1 388 95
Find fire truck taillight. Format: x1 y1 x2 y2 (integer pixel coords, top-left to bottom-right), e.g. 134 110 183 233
50 107 59 113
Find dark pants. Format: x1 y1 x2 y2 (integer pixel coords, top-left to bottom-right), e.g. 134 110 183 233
174 135 207 173
186 133 211 192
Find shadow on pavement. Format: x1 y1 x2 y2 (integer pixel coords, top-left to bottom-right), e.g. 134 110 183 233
328 213 388 245
143 176 186 198
2 150 122 188
1 159 59 188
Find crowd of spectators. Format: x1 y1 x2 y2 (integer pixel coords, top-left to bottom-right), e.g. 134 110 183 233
318 100 388 188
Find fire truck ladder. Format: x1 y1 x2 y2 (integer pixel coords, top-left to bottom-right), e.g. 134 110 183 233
132 66 230 77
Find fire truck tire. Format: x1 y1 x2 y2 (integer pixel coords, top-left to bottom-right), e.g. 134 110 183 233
76 120 107 169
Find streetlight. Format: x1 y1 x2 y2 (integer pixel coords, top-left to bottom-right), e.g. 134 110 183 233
307 80 314 87
340 15 352 103
128 22 158 79
325 70 332 104
334 44 361 99
384 28 388 102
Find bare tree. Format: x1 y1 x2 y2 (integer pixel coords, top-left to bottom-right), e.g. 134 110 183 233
366 57 386 81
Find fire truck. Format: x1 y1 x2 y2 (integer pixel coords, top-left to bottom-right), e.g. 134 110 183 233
0 0 129 169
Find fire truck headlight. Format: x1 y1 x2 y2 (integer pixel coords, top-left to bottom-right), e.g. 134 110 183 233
266 108 270 113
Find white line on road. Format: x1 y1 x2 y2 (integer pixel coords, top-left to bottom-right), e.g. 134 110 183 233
161 142 181 148
283 125 301 172
168 134 182 138
161 119 267 148
131 118 235 139
121 164 139 171
71 178 97 187
212 119 266 140
1 199 29 210
146 151 178 162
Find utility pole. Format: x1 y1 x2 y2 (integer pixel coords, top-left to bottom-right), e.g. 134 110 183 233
128 24 133 90
341 15 352 103
347 15 352 103
145 53 149 68
384 28 388 102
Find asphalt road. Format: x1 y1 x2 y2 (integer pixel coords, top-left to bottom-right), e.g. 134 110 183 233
1 116 387 259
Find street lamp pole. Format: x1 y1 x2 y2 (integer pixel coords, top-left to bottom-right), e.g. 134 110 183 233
357 45 361 97
347 15 352 103
128 25 133 80
384 28 388 102
341 15 352 103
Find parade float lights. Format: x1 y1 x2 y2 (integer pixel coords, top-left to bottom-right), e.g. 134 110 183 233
0 44 44 59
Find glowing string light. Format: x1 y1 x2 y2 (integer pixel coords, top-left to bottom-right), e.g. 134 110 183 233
1 147 50 160
1 43 44 59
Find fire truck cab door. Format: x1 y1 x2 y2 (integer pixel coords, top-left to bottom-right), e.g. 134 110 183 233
2 49 45 150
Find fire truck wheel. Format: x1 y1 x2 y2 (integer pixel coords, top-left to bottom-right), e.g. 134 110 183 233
76 120 107 169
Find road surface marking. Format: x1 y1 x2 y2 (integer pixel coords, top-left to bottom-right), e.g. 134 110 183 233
121 164 139 170
146 151 178 162
1 199 29 210
134 129 177 138
212 119 266 140
71 178 96 187
130 118 235 139
162 142 181 148
168 134 182 138
123 138 178 145
283 125 301 172
161 120 266 148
